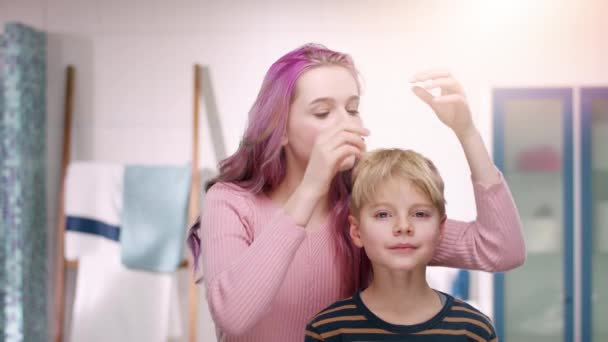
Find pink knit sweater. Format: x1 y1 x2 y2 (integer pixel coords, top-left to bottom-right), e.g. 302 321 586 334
199 174 525 341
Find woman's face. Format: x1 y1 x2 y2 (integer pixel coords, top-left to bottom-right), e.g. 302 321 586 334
285 65 363 171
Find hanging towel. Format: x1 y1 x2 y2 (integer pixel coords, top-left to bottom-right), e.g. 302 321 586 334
69 241 178 342
64 162 124 260
120 164 191 273
64 161 182 342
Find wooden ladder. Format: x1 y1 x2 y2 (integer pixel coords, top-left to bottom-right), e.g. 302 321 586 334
53 64 202 342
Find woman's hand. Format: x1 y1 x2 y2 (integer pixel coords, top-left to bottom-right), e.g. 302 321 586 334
301 121 369 198
411 69 476 140
284 121 368 227
412 69 499 184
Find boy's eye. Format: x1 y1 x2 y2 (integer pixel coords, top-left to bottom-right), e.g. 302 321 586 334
374 211 390 219
413 211 430 218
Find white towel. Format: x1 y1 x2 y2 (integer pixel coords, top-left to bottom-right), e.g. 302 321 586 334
65 162 123 260
64 161 182 342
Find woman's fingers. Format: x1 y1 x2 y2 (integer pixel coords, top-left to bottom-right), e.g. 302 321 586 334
344 125 370 137
422 77 463 94
332 145 363 168
411 86 435 106
410 69 452 83
311 127 366 175
327 130 366 152
318 121 369 144
432 93 467 104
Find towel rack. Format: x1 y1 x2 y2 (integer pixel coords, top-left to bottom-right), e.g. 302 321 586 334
53 65 202 342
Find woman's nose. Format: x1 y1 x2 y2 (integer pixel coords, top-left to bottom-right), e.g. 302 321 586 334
338 109 359 124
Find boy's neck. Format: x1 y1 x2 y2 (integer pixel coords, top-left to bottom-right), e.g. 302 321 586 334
361 266 443 326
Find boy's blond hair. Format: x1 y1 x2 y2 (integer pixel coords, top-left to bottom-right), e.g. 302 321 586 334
350 149 446 218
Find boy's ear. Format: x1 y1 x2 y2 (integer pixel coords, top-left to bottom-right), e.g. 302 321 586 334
438 215 447 241
349 215 364 248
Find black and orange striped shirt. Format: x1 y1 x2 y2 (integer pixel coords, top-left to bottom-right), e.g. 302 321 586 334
305 291 497 341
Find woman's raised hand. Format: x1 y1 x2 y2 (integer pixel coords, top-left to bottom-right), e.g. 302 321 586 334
411 69 476 139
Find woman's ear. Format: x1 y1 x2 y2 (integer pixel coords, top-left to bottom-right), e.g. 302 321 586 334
349 215 364 248
281 134 288 146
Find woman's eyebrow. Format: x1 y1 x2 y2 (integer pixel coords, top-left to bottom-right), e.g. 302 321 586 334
309 97 333 105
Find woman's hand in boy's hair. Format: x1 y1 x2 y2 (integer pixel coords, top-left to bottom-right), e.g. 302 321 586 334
301 120 369 197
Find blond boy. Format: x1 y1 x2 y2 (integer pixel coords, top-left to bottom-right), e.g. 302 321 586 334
305 149 497 342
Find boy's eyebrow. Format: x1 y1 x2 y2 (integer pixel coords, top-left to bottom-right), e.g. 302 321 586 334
410 202 435 208
366 201 394 208
366 202 435 209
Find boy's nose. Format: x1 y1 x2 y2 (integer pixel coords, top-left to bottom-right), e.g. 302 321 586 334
393 219 413 236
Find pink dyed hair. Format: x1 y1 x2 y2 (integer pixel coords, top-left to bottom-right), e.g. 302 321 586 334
187 43 367 293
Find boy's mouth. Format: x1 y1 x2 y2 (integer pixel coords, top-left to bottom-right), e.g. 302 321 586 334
388 243 418 250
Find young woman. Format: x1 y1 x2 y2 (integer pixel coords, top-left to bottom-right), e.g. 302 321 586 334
188 43 525 341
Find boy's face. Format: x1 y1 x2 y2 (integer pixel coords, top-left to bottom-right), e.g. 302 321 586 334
349 178 445 272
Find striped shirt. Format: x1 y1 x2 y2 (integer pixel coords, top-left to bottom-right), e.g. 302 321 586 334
305 291 497 341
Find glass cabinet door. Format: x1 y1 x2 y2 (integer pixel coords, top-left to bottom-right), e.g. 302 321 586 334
493 88 573 342
581 88 608 342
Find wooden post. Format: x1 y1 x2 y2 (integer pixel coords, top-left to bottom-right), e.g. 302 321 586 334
53 65 74 342
187 64 202 342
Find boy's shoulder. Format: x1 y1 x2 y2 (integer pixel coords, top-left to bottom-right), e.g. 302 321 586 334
443 294 497 341
446 295 493 323
307 295 359 325
305 296 361 337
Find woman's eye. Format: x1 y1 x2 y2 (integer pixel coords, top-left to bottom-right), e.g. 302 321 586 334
347 109 359 115
314 112 330 118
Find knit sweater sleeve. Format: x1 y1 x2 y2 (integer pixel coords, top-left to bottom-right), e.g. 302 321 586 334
200 183 307 335
430 171 526 272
